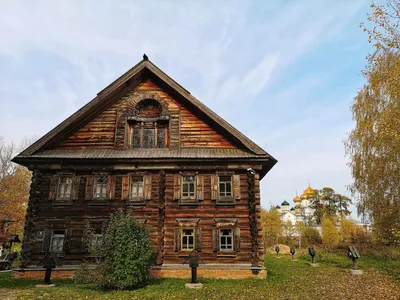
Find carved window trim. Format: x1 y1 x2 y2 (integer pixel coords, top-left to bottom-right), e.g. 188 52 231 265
213 218 239 255
51 172 80 205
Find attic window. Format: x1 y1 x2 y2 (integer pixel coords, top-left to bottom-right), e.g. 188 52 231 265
126 99 169 148
128 122 168 148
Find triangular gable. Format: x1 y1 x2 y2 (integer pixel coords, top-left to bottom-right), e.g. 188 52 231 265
15 55 275 161
55 80 237 150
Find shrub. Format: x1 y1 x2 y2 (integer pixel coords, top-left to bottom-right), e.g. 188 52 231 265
74 209 154 290
322 219 339 248
303 227 322 246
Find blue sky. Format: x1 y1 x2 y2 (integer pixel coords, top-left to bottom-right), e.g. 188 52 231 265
0 0 372 218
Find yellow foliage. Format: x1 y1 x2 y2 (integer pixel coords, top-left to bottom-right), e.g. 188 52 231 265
340 218 356 243
322 219 339 248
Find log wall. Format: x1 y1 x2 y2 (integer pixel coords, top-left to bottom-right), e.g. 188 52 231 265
22 166 262 267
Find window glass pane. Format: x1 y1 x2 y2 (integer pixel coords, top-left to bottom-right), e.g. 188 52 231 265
226 182 232 194
219 176 232 197
182 229 194 250
58 177 73 200
132 128 141 147
220 229 233 251
182 177 195 198
50 232 65 253
157 127 165 148
94 176 108 199
219 183 225 194
130 177 143 199
143 128 155 148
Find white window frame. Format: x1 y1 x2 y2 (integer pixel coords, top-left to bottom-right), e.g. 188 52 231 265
182 176 195 199
219 228 234 251
93 175 108 200
219 176 232 197
129 176 144 200
50 230 65 253
56 176 73 201
181 228 195 251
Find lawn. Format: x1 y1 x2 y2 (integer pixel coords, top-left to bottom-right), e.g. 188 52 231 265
0 250 399 299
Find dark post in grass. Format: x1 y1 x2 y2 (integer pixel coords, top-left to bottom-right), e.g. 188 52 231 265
183 250 204 289
189 256 199 284
308 246 316 264
37 251 62 286
290 246 296 261
275 245 280 258
348 246 360 270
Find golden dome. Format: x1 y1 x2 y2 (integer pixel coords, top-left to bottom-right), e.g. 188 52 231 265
300 184 315 199
293 195 301 203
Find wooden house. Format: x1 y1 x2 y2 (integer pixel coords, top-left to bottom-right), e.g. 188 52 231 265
12 55 277 278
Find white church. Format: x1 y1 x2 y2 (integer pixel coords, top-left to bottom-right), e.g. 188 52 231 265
275 184 316 226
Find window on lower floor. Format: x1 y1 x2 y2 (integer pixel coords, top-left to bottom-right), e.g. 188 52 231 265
220 229 233 251
89 233 103 252
50 230 65 253
181 228 195 251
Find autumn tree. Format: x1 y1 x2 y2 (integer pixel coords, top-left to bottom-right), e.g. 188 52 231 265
308 187 352 224
260 208 283 249
340 218 356 243
0 137 33 237
345 0 400 244
322 218 339 248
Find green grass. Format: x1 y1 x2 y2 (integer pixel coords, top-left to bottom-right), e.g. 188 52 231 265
0 251 399 299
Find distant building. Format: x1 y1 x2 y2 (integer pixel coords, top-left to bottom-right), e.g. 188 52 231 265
276 184 317 226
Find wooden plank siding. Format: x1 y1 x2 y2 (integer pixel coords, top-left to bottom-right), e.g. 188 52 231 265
26 170 258 266
54 80 236 150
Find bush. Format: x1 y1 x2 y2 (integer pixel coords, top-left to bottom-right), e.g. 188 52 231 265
322 219 339 248
303 227 322 246
74 210 154 290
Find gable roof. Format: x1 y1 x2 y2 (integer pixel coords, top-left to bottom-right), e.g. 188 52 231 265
13 55 277 173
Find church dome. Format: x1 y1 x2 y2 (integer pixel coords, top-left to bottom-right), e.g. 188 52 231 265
300 184 316 199
281 200 290 206
293 194 301 203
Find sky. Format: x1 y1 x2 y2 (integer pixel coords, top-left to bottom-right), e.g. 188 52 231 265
0 0 373 219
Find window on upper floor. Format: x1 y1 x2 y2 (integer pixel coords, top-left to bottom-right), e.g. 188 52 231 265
93 175 108 200
219 176 232 197
57 176 73 200
182 176 195 199
130 176 144 200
